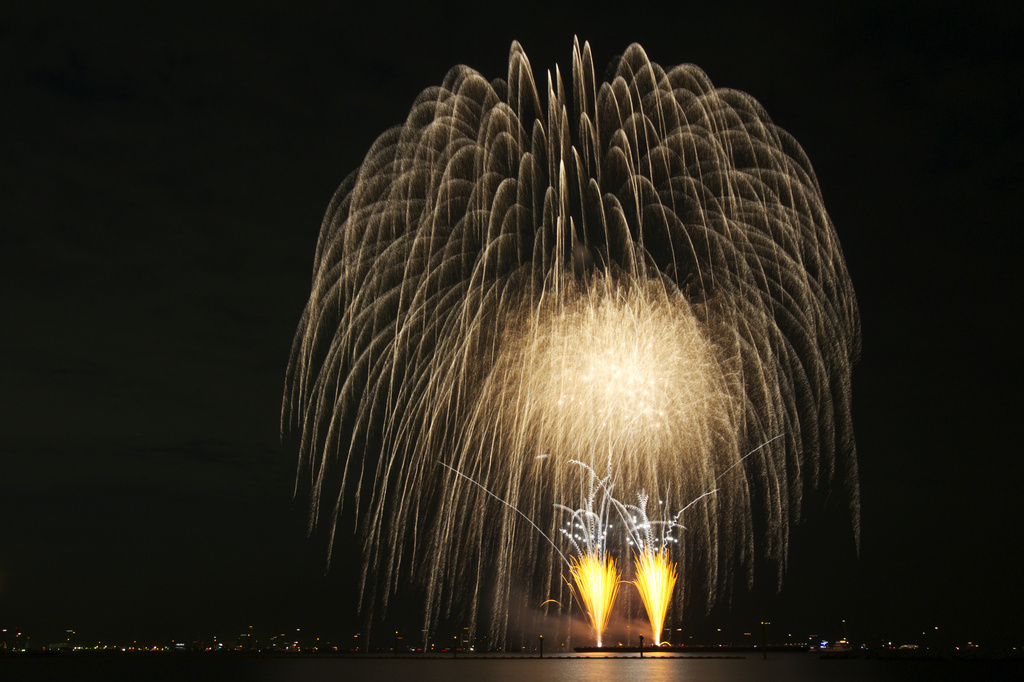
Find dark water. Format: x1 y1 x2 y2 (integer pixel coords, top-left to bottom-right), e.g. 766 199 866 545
4 653 1021 682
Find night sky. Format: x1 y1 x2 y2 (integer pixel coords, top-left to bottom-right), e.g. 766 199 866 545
3 1 1021 650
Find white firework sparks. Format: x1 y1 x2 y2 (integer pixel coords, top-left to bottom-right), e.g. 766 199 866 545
283 39 860 642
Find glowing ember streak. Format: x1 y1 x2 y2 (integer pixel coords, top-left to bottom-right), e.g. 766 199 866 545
569 552 620 647
633 549 678 646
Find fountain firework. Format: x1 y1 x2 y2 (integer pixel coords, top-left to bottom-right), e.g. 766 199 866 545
621 490 681 647
284 39 860 642
568 553 619 648
633 548 677 646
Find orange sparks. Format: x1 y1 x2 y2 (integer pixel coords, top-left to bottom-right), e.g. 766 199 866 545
633 548 678 646
569 552 620 647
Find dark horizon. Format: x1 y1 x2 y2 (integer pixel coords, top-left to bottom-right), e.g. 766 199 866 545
2 1 1021 653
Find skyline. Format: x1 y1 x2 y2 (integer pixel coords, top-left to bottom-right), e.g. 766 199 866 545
0 618 991 654
2 1 1021 651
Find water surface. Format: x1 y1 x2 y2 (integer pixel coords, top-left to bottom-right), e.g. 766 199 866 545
5 652 1021 682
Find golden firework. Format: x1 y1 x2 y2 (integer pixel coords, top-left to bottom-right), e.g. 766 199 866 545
633 548 678 646
569 552 620 647
285 38 862 644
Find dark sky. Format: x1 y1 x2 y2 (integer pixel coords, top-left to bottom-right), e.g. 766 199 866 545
2 0 1021 650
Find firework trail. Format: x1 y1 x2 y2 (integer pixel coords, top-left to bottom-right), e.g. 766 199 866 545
284 39 860 641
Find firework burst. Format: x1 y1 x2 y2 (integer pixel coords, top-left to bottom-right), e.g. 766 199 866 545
284 39 860 642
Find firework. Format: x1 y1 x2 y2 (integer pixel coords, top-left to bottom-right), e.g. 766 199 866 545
633 549 677 646
568 552 620 647
284 39 860 641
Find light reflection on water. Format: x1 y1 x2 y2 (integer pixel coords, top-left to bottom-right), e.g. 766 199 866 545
245 653 1020 682
7 653 1023 682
